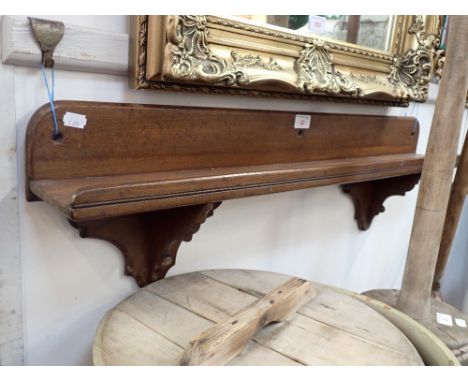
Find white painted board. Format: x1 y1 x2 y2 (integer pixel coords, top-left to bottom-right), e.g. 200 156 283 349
1 16 128 76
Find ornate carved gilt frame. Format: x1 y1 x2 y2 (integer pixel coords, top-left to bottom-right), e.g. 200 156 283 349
130 15 442 106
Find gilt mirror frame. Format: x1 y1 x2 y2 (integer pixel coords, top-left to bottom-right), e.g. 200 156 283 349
130 15 442 106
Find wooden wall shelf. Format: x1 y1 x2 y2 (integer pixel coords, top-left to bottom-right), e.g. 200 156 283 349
26 101 422 286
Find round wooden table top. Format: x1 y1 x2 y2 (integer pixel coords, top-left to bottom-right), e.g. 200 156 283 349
93 269 423 366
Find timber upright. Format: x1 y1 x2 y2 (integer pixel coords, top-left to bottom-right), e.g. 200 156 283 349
364 16 468 365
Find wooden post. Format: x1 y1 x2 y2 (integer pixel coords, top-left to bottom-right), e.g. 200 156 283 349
346 16 361 44
397 16 468 319
433 132 468 292
266 15 290 29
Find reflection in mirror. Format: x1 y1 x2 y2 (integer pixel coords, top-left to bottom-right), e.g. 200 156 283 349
238 15 395 52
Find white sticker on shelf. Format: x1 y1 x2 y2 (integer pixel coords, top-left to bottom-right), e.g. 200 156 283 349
294 114 311 129
63 112 87 129
455 318 467 328
436 312 453 326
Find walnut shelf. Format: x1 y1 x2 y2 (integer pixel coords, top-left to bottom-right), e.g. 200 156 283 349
26 101 422 286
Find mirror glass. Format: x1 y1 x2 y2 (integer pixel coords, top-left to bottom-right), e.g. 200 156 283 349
236 15 396 52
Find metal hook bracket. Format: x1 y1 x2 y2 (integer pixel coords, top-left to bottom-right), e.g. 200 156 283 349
28 17 65 68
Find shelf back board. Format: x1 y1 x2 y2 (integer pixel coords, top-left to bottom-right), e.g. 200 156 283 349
27 102 419 181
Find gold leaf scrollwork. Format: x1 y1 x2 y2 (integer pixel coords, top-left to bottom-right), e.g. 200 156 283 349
295 40 363 97
433 49 445 79
388 16 439 101
165 15 249 86
350 73 393 88
136 15 149 88
231 51 283 71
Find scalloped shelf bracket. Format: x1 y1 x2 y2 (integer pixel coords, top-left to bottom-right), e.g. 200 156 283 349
341 174 421 230
71 202 221 287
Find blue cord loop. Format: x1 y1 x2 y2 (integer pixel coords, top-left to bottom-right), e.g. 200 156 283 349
41 64 61 140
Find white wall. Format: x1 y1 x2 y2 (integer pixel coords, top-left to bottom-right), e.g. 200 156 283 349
1 15 468 365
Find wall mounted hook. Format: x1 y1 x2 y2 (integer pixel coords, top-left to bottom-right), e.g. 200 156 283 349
28 17 64 68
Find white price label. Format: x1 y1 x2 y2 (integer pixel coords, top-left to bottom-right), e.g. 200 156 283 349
63 112 87 129
436 312 453 326
455 318 467 328
294 114 311 129
308 15 326 33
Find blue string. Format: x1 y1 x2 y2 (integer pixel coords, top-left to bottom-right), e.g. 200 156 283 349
41 64 60 139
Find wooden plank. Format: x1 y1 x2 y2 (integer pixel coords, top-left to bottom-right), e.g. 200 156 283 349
138 270 423 365
202 269 419 356
26 102 419 182
38 154 424 207
95 270 424 365
253 312 423 365
227 341 302 366
117 290 212 348
95 277 306 366
298 286 417 355
41 163 423 222
201 269 291 297
28 153 423 220
0 50 23 366
1 16 128 76
93 309 183 366
181 277 313 365
25 101 422 222
145 272 258 322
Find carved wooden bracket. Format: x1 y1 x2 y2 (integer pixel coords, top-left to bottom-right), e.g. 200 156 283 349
71 202 221 287
341 174 421 230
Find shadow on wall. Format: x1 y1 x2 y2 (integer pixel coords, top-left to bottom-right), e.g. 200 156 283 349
441 200 468 314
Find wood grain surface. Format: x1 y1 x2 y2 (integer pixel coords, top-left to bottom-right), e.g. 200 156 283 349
93 269 424 366
181 277 314 365
26 102 423 286
397 16 468 319
26 101 421 222
433 131 468 292
27 102 419 181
